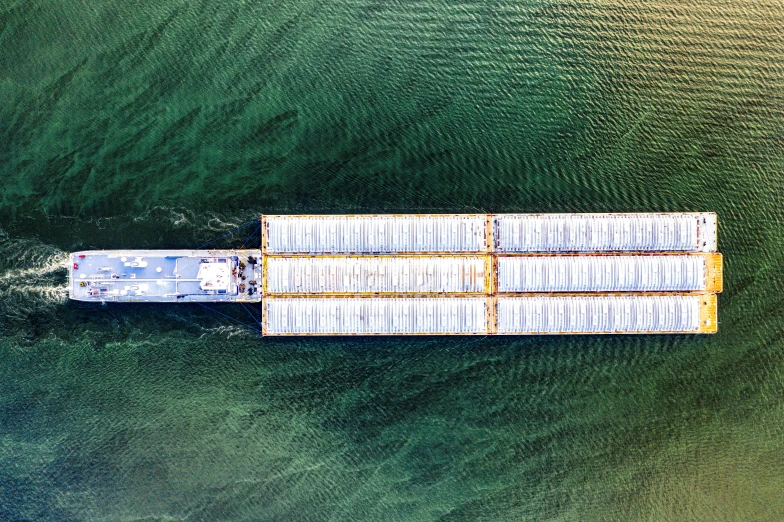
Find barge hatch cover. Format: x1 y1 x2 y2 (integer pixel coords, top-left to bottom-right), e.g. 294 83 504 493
496 253 722 293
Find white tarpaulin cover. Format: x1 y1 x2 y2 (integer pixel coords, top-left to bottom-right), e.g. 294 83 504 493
494 213 717 252
264 215 488 253
497 295 702 334
264 297 488 334
266 256 487 294
496 255 706 292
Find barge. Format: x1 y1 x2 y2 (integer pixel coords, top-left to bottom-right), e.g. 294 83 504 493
68 213 723 335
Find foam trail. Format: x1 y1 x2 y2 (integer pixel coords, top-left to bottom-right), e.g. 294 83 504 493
0 230 70 315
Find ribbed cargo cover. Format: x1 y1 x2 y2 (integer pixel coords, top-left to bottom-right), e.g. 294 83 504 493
497 254 711 293
264 297 489 335
496 295 714 334
263 215 489 254
494 213 717 253
266 256 489 294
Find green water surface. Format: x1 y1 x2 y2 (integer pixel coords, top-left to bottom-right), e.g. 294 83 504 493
1 0 783 520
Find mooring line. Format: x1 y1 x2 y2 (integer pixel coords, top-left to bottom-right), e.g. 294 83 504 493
240 224 262 248
195 302 261 333
241 302 263 329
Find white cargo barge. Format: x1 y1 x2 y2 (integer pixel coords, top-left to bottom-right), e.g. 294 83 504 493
494 213 717 253
263 214 490 254
496 253 722 293
496 294 717 334
264 256 489 295
263 297 489 336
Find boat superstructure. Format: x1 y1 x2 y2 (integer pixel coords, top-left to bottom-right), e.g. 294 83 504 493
68 213 723 335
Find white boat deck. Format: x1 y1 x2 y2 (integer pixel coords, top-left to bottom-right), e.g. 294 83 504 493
69 250 261 302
